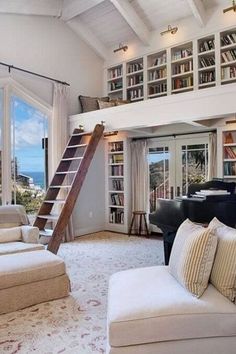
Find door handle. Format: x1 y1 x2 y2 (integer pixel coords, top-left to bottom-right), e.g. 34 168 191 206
176 186 180 197
170 186 174 199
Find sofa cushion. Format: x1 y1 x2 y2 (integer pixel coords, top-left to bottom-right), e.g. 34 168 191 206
209 217 236 302
0 242 44 255
107 266 236 348
0 227 22 243
0 250 66 290
169 219 217 297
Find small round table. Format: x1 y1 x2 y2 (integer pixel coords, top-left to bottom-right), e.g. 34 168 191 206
128 211 149 237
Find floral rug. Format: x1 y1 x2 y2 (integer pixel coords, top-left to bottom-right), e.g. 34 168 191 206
0 232 164 354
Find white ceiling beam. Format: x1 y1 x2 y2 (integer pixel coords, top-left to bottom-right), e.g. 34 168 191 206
62 0 104 21
0 0 62 17
67 19 108 60
187 0 206 27
110 0 151 46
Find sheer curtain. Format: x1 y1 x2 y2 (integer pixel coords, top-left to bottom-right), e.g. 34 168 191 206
131 140 149 228
50 83 74 242
208 132 217 180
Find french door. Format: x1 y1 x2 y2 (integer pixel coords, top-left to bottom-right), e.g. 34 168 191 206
149 134 209 212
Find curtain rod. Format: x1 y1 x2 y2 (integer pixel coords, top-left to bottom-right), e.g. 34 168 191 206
132 129 217 141
0 61 70 86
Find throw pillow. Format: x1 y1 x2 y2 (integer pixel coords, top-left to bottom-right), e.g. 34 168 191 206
97 99 116 109
78 95 109 113
209 217 236 302
169 219 217 297
0 227 22 243
115 98 130 106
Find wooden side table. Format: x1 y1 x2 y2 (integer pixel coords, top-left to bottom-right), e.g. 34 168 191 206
128 211 149 237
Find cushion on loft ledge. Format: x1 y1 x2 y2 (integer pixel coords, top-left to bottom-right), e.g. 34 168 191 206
169 219 217 298
209 217 236 302
97 99 116 110
0 227 22 243
79 95 109 113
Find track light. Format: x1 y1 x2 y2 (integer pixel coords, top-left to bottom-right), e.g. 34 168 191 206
161 25 178 36
223 0 236 13
113 43 128 53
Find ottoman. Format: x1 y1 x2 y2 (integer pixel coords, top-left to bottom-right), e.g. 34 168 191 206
0 250 70 314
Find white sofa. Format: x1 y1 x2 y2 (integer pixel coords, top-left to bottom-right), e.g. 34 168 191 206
107 266 236 354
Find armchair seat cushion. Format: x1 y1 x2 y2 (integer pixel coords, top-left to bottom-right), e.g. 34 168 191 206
108 266 236 348
0 242 44 255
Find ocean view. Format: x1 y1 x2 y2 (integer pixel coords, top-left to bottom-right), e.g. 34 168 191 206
21 171 45 189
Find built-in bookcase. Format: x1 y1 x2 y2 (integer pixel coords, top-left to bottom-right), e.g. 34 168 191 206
222 130 236 178
105 137 130 233
107 64 123 98
147 50 167 99
198 35 216 89
126 57 144 102
220 28 236 85
171 42 193 93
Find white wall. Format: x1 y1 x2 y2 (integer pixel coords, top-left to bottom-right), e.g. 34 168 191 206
0 14 104 114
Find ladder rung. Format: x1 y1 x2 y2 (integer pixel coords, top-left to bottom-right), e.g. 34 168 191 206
61 157 83 161
44 199 65 204
67 144 87 149
55 171 77 175
50 185 71 188
37 214 59 220
39 229 53 237
72 132 91 137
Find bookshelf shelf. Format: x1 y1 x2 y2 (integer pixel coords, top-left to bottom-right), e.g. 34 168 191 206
127 83 143 89
172 71 193 78
171 55 193 64
171 86 194 93
108 88 123 94
199 65 215 72
107 75 123 82
198 49 215 56
198 82 215 88
126 69 143 76
148 92 167 98
147 77 167 84
147 63 166 70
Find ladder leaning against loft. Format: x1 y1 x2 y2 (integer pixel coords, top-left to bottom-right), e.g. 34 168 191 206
33 123 104 254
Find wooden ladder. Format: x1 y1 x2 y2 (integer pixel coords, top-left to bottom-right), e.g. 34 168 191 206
33 123 104 254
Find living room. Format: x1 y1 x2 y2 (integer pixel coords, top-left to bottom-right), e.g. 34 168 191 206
0 1 235 354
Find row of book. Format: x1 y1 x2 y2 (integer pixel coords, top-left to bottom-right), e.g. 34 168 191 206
111 165 124 176
199 39 215 52
221 66 236 80
127 62 143 73
224 161 236 176
109 209 124 224
172 76 193 90
110 193 124 206
109 81 122 91
199 56 215 68
128 88 143 100
221 32 236 47
109 67 122 79
172 48 192 61
109 142 123 152
111 179 124 191
172 60 193 75
224 146 236 159
149 83 167 95
109 154 123 164
127 75 143 87
221 49 236 63
149 68 167 81
151 54 167 67
199 71 215 84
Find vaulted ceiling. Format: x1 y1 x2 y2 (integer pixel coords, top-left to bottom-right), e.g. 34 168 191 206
0 0 232 58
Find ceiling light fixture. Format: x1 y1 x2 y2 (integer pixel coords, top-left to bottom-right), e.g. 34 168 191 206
223 0 236 13
113 43 128 53
161 25 178 36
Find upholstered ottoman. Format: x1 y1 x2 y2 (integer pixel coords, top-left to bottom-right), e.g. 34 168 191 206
107 266 236 354
0 250 70 314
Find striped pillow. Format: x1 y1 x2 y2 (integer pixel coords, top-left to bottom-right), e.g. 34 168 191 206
209 218 236 302
169 219 217 297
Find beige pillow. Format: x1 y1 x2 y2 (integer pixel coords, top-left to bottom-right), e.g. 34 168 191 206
209 217 236 302
0 227 22 243
97 100 116 109
169 219 217 297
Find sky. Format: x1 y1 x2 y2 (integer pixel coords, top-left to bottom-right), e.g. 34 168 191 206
11 96 48 172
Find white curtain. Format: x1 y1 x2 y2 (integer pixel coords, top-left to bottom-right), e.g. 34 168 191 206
50 83 74 242
208 132 217 180
131 140 149 228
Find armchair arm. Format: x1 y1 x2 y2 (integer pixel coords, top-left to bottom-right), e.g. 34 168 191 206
21 225 40 243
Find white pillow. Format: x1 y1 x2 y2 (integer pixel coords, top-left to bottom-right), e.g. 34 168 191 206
209 217 236 302
0 227 22 243
169 219 217 297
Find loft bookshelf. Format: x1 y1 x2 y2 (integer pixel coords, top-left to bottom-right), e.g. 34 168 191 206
222 130 236 178
105 26 236 101
105 138 130 233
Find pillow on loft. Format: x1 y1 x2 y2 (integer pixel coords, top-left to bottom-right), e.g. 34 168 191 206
79 95 109 113
115 98 130 106
97 100 116 109
208 217 236 302
0 227 22 243
169 219 217 298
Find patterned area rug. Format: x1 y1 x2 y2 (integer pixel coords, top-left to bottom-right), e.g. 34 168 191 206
0 232 164 354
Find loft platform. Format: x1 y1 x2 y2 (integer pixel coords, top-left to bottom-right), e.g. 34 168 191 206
69 84 236 133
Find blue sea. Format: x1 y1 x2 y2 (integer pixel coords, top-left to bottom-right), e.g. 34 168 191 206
21 171 45 189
